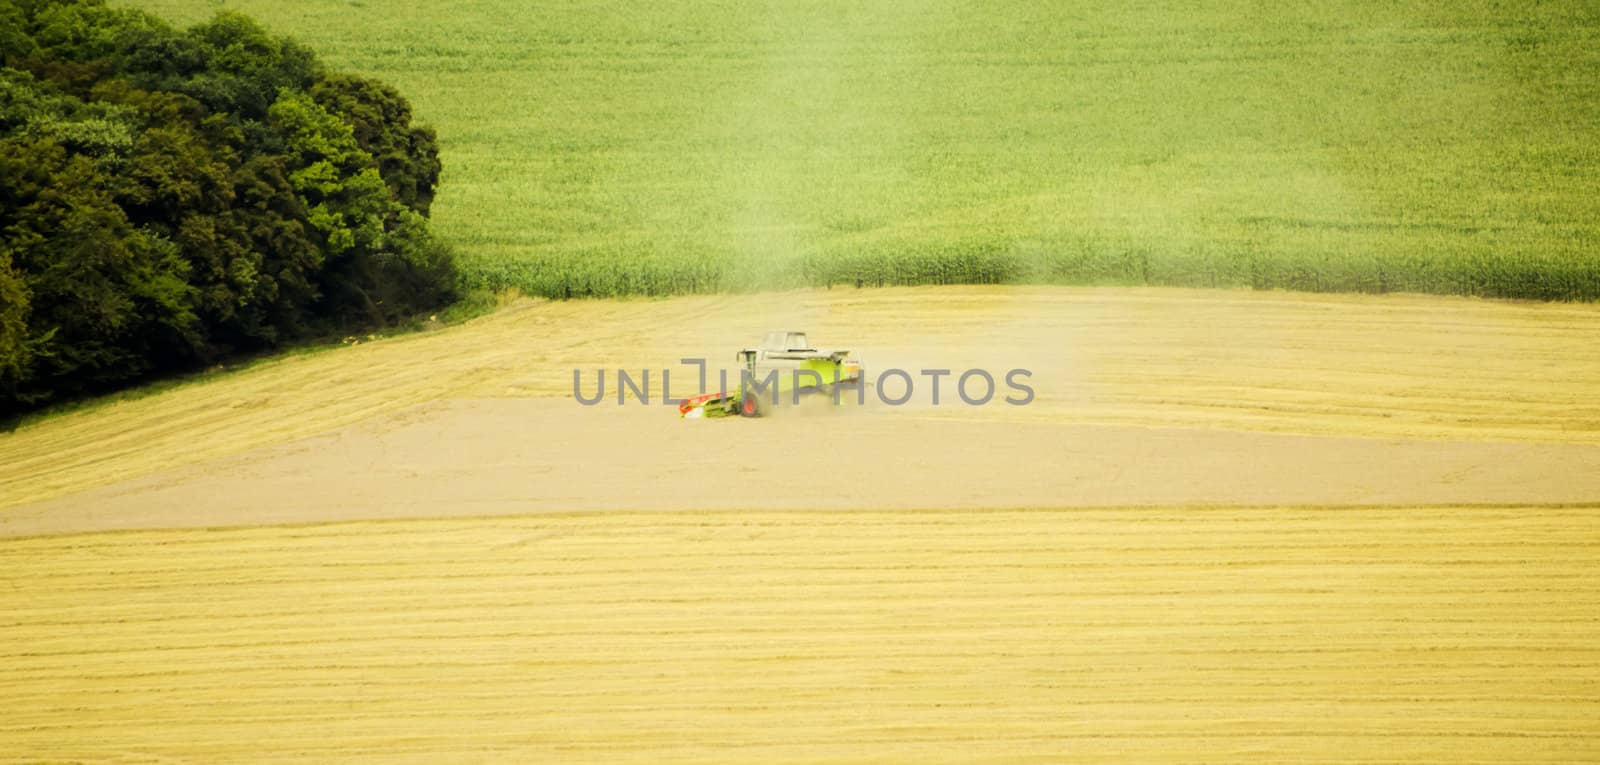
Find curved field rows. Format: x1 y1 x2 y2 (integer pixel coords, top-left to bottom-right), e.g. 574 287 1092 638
6 286 1600 511
3 507 1598 763
5 286 1600 761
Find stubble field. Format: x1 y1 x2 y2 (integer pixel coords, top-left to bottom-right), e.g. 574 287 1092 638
4 507 1597 763
3 286 1600 761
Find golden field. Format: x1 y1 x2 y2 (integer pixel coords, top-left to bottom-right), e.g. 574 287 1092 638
3 286 1600 762
4 507 1598 763
6 286 1600 512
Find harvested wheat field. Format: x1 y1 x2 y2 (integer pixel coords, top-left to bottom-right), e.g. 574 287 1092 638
4 507 1599 763
4 286 1600 762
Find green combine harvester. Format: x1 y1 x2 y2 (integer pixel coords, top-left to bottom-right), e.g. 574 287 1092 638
677 331 864 418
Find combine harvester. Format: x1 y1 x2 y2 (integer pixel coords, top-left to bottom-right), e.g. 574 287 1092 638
678 331 863 418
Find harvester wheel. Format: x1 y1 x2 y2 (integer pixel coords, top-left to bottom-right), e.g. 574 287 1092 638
740 395 763 418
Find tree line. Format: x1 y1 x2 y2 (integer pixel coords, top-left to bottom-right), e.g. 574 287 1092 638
0 0 457 416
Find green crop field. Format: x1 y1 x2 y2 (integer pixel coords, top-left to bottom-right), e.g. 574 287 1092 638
121 0 1599 299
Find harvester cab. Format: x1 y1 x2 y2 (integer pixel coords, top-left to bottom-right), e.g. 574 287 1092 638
763 331 812 353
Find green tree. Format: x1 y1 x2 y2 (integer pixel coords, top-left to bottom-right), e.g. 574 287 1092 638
0 137 198 406
0 251 30 387
0 0 455 415
312 73 441 215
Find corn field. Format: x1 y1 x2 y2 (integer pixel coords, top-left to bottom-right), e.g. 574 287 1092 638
456 241 1600 301
127 0 1599 302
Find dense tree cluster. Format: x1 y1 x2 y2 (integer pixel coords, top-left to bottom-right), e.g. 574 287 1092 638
0 0 455 415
